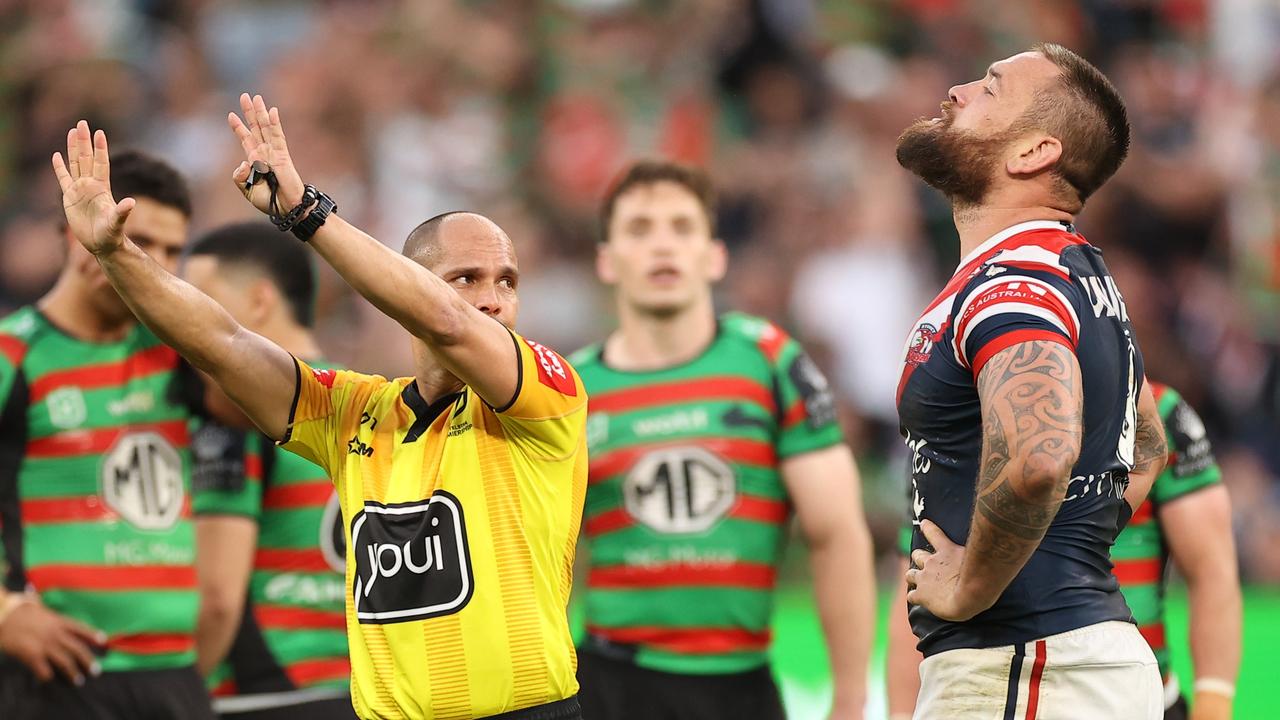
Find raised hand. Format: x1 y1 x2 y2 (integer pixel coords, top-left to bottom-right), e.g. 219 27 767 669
227 93 306 215
51 121 135 256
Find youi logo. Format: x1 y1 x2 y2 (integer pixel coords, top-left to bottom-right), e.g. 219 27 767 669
350 491 474 624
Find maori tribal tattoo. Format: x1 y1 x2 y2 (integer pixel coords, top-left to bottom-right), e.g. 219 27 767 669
971 340 1084 570
1130 394 1167 476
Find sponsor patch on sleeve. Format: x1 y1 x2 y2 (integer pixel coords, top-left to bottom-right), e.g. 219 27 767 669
524 339 577 397
312 367 337 388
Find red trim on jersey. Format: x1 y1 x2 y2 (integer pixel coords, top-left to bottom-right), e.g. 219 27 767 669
969 329 1072 380
954 280 1079 358
25 419 189 459
586 625 772 655
286 658 352 686
0 334 27 367
262 481 333 510
588 561 776 590
1129 500 1154 526
589 438 777 483
255 604 346 631
29 564 196 591
21 496 191 524
589 377 775 416
28 345 178 404
780 399 807 429
1138 623 1167 651
731 496 789 524
584 508 632 536
245 452 263 481
1149 380 1168 404
109 632 194 655
756 324 788 363
254 548 333 573
584 496 788 536
1113 557 1161 585
1024 640 1047 720
211 679 236 697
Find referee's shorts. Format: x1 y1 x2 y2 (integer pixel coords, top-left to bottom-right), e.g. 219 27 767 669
576 635 785 720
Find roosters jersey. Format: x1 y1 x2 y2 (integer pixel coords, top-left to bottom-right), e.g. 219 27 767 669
897 220 1143 656
281 331 587 719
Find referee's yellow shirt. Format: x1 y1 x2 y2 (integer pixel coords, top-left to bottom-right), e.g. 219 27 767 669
281 331 587 720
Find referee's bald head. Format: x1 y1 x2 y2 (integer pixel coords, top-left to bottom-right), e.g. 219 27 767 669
403 211 511 270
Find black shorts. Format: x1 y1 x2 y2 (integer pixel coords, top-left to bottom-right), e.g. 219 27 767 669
219 696 357 720
486 695 582 719
576 644 785 720
1164 695 1188 720
31 665 215 720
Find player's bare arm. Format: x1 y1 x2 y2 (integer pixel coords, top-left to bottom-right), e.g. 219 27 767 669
907 339 1082 620
194 517 257 676
50 122 297 439
227 94 518 407
782 445 874 720
1124 382 1166 512
1162 485 1241 720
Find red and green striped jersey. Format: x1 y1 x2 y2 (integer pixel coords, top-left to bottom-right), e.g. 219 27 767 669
0 306 197 672
1111 382 1221 679
191 360 349 704
572 313 843 674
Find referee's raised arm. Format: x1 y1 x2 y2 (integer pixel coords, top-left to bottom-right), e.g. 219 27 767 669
227 94 520 409
50 120 298 440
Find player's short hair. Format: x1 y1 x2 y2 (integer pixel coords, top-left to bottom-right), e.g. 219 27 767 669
599 160 717 241
403 211 472 267
187 222 316 328
108 150 193 217
1027 43 1130 205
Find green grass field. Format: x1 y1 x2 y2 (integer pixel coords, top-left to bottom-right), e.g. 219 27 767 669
767 586 1278 719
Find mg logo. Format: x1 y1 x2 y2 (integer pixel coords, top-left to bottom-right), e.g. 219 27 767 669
624 446 736 534
101 431 184 531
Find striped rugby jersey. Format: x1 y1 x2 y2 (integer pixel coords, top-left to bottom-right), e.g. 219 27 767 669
0 306 197 671
571 312 843 675
898 220 1142 656
281 331 587 719
1111 381 1221 680
191 362 349 707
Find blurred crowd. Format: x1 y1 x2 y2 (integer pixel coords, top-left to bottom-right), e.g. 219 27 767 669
2 0 1279 581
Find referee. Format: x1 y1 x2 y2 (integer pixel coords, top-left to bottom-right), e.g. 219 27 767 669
50 101 586 719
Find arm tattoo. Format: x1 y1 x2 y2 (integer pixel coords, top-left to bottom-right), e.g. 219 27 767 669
1130 401 1167 476
970 340 1083 573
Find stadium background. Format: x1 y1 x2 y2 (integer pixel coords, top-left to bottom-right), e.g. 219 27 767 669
1 0 1277 717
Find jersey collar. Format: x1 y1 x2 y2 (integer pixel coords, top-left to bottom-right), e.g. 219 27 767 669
955 220 1074 271
402 382 464 444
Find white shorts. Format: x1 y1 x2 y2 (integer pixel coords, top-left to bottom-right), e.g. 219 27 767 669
914 621 1162 720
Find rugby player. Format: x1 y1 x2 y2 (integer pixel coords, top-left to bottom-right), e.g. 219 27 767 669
0 149 213 718
893 44 1169 717
184 222 354 719
51 96 586 720
571 160 875 719
886 381 1242 720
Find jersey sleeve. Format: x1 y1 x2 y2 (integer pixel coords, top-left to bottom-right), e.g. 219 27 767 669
771 336 843 458
1152 389 1221 504
493 332 587 458
280 358 383 476
952 269 1081 379
190 420 258 518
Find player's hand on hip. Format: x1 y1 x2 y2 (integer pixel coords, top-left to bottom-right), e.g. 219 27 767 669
50 121 134 257
227 93 306 213
0 599 106 685
905 520 983 622
1190 692 1232 720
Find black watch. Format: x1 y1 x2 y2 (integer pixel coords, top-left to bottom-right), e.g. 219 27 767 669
292 190 337 242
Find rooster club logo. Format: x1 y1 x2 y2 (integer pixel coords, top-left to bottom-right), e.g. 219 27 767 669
351 491 473 623
905 323 939 366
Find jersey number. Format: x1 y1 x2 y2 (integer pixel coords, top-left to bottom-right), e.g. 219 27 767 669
624 447 736 534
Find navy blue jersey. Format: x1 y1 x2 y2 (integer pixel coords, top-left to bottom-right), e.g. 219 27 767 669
897 220 1143 656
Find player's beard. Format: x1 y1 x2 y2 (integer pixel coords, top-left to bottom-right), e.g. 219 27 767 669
895 115 1016 209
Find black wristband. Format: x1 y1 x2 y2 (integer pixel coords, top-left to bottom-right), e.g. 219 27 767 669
270 185 318 232
291 190 336 242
